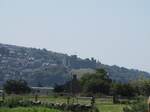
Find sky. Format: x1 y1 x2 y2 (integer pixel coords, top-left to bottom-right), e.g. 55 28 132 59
0 0 150 72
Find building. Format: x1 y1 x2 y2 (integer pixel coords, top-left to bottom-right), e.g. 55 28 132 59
0 90 4 94
63 74 82 93
63 55 96 69
31 87 54 95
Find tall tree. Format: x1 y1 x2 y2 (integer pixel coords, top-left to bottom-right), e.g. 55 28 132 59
80 68 113 95
3 79 31 94
53 83 64 93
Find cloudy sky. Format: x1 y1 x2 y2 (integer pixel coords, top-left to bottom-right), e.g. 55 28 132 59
0 0 150 72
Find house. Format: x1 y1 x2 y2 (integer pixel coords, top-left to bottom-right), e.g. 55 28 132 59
0 90 4 94
63 74 82 93
31 87 54 95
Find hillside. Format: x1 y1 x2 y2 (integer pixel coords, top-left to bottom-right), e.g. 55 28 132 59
97 63 150 82
0 43 150 87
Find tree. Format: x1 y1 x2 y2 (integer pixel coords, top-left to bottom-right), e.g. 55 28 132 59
130 75 150 96
111 82 135 97
36 81 43 87
3 79 31 94
119 83 135 97
80 68 113 95
53 83 64 93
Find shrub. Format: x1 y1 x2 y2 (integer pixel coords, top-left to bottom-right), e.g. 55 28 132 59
64 104 99 112
119 99 137 104
4 96 23 108
123 97 147 112
2 95 32 108
3 79 31 94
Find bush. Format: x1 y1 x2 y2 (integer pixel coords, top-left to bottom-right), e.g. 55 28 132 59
2 95 32 108
3 79 31 94
4 96 23 108
119 99 137 104
123 97 147 112
65 104 99 112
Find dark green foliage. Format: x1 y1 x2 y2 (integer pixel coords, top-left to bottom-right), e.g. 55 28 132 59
3 79 31 94
123 97 148 112
4 96 23 108
0 96 32 108
64 104 99 112
53 83 64 93
97 64 150 82
80 68 113 95
111 82 135 97
130 75 150 96
4 96 32 108
28 66 69 86
118 99 137 104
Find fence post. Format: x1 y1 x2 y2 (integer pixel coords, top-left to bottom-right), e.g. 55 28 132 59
67 97 70 105
91 96 95 107
35 95 38 102
113 94 119 104
2 93 4 102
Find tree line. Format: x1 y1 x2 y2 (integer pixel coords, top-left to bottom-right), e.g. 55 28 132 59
54 68 150 98
3 68 150 97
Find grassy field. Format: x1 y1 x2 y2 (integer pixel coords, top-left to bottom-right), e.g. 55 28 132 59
0 94 130 112
0 107 70 112
98 105 127 112
95 97 129 112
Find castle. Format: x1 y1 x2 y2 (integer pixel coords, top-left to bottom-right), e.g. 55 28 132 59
63 55 96 69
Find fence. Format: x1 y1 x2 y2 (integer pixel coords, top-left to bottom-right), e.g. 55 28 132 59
95 96 113 105
76 97 94 106
0 93 117 107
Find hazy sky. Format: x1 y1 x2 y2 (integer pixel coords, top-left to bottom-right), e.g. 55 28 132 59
0 0 150 72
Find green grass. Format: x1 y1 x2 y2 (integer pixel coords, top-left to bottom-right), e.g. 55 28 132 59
1 94 74 104
95 98 130 112
97 104 128 112
0 94 131 112
0 107 70 112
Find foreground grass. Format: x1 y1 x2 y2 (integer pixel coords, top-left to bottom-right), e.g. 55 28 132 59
0 106 128 112
0 107 70 112
98 104 128 112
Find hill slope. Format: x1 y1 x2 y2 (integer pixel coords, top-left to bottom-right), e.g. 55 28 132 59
97 63 150 82
0 43 149 87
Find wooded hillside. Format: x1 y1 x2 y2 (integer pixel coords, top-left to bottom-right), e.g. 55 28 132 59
0 43 149 87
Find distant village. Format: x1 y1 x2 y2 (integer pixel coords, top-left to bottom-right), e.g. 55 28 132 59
1 43 148 87
0 43 97 94
0 43 97 83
